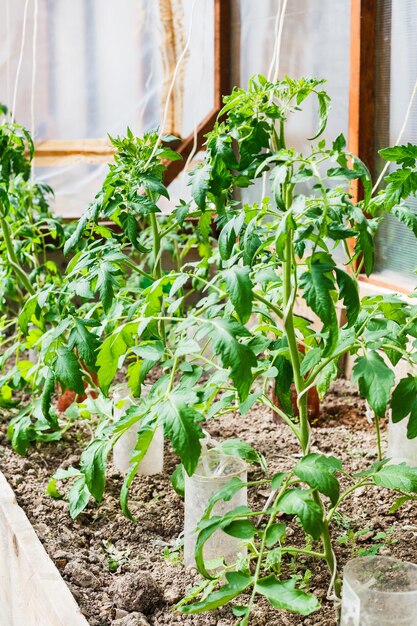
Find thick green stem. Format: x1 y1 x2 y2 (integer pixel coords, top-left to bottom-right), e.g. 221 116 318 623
375 415 383 461
0 215 35 296
242 477 291 626
149 213 162 280
282 232 310 453
149 211 166 341
313 491 341 599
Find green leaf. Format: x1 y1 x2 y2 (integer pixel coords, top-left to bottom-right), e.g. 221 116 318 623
295 454 342 506
80 439 111 502
300 348 322 376
223 266 253 323
271 472 286 490
217 439 267 471
64 200 100 255
97 332 129 395
41 369 58 428
158 391 204 475
119 210 150 252
53 348 84 395
189 163 211 210
278 489 323 539
18 295 39 334
96 262 117 312
256 575 320 615
391 376 417 423
308 90 330 140
68 320 100 369
140 175 169 199
392 205 417 238
265 523 286 547
223 519 256 539
334 268 360 327
180 571 253 614
171 463 185 497
205 477 247 517
300 260 338 347
270 165 287 210
202 318 257 401
379 144 417 165
372 463 417 493
68 476 90 519
352 351 395 417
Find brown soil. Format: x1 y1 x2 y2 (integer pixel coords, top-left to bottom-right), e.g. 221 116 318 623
1 379 417 626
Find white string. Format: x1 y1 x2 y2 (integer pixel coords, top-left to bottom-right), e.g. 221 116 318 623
11 0 30 122
181 0 210 197
272 0 288 83
261 0 288 202
6 0 11 114
372 74 417 194
267 1 282 82
31 0 39 178
146 0 198 168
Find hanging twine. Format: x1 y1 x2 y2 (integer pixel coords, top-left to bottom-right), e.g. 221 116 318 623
158 0 187 136
11 0 30 121
146 0 197 168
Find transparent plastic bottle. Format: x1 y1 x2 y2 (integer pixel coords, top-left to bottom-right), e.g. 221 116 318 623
184 450 247 568
341 556 417 625
112 385 163 475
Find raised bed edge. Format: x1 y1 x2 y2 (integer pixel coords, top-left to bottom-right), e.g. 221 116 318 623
0 470 89 626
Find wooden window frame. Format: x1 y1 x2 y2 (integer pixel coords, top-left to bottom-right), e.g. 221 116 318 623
33 0 231 188
348 0 414 294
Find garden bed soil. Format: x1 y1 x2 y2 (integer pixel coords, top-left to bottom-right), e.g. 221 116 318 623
1 379 417 626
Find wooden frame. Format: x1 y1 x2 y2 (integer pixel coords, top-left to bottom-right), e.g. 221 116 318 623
0 471 88 626
348 0 415 293
34 0 232 187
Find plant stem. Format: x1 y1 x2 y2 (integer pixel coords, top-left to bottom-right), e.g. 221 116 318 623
253 292 283 320
312 491 341 599
282 231 310 453
241 477 291 626
375 415 383 461
149 213 162 280
0 215 35 296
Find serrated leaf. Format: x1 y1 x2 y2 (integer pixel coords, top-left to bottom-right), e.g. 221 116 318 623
277 489 323 539
203 318 257 401
352 351 395 417
68 476 90 519
189 163 211 210
68 320 100 369
158 391 204 475
53 348 84 395
223 266 253 323
372 463 417 493
391 376 417 423
256 575 320 615
218 439 266 471
180 571 253 614
335 268 359 327
80 439 111 502
295 454 341 506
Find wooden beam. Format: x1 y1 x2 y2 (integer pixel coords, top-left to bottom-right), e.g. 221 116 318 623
348 0 377 182
347 0 377 267
214 0 232 109
0 471 88 626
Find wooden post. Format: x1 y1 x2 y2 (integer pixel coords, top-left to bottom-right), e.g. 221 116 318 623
348 0 377 185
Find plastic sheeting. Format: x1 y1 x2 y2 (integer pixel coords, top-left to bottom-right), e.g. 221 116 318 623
0 0 214 216
236 0 351 150
374 0 417 286
1 0 351 218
